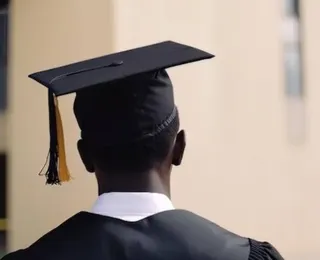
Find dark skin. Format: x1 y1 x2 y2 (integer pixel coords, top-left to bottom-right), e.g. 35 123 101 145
77 130 186 197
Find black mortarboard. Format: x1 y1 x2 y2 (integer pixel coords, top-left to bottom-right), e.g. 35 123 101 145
29 41 214 185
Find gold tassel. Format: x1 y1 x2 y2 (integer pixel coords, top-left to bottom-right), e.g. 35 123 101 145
54 96 71 182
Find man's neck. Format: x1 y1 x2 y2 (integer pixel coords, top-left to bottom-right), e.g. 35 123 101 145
96 170 171 197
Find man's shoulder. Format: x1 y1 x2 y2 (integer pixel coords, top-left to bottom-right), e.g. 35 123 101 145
1 212 88 260
153 210 251 259
164 209 248 240
166 210 284 260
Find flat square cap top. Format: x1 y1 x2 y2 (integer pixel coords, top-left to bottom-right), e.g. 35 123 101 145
28 41 214 96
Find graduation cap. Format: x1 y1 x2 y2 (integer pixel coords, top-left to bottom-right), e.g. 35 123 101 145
28 41 214 185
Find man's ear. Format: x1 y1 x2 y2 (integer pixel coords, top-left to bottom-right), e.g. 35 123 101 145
77 139 95 173
172 130 186 166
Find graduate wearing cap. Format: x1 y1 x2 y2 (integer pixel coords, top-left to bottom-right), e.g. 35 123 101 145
2 41 284 260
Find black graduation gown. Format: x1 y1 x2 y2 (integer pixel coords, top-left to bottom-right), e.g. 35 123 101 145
2 210 284 260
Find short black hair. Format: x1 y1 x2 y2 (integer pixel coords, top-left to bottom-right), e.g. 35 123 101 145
90 112 180 174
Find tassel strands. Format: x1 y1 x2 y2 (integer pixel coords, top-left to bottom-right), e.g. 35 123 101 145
39 90 71 184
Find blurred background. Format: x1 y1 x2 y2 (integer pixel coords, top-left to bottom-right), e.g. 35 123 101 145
0 0 319 259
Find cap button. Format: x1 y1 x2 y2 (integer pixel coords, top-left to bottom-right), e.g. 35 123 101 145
109 60 124 67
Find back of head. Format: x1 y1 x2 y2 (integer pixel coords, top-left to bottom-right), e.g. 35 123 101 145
91 111 180 174
73 70 181 175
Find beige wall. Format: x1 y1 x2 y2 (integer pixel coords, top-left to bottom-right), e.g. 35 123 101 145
7 0 320 259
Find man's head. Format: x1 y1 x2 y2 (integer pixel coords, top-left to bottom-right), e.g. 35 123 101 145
77 112 186 185
74 70 186 193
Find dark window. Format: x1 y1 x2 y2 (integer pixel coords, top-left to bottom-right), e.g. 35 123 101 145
285 0 299 17
283 0 302 97
0 1 8 9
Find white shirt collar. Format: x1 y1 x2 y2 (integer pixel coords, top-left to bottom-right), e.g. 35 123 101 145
90 192 174 221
